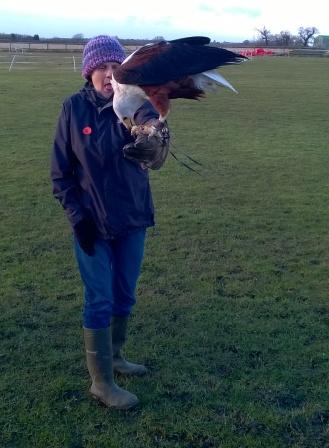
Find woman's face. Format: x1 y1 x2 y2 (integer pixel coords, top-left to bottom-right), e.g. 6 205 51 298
91 61 120 98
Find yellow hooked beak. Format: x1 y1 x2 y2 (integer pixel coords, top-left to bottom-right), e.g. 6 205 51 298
122 117 136 131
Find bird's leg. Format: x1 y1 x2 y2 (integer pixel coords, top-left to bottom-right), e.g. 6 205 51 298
123 117 135 130
131 119 165 139
130 124 152 137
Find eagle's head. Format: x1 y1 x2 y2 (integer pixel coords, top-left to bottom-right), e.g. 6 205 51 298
110 76 148 129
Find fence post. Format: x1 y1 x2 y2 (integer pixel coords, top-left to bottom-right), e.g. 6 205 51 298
9 55 16 71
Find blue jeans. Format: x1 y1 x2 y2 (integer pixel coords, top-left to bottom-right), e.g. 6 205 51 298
74 229 146 329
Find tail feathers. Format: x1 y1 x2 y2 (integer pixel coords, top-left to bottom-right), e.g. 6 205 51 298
192 70 238 93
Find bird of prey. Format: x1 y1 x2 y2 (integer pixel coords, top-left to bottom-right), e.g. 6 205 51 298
111 36 247 130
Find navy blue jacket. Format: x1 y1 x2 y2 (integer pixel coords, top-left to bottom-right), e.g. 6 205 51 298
51 84 158 238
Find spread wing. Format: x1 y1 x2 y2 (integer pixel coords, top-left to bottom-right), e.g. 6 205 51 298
113 37 247 86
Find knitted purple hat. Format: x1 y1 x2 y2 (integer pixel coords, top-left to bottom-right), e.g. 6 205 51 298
82 35 126 78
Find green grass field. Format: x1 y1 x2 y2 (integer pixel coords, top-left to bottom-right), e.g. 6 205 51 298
0 56 329 448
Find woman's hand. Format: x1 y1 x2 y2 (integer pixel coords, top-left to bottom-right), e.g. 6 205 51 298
74 218 97 256
122 121 170 170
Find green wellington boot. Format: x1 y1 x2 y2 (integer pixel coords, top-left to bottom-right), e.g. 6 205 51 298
83 327 139 409
111 316 148 376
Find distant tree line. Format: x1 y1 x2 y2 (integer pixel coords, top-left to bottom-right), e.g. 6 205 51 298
0 32 41 41
0 27 323 47
253 26 319 47
0 32 157 47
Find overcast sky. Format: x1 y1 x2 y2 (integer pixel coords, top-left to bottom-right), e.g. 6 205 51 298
0 0 328 42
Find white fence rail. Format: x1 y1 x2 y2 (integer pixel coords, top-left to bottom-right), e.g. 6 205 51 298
0 53 84 72
0 42 140 53
0 42 85 52
1 45 327 73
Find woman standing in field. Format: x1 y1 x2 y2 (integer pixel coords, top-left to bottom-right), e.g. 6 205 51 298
51 35 169 410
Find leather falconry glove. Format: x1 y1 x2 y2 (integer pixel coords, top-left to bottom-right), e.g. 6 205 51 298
122 119 170 170
74 217 97 256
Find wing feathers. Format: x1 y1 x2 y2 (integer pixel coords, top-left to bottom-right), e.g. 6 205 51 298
113 38 246 86
169 36 211 46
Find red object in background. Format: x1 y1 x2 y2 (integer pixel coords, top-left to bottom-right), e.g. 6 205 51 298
256 48 265 55
238 48 275 57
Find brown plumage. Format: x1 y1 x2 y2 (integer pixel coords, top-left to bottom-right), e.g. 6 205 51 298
110 36 247 128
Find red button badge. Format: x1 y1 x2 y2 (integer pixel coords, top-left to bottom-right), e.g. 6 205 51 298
82 126 92 135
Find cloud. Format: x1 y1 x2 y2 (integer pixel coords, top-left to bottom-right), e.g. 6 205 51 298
223 7 261 18
0 0 327 41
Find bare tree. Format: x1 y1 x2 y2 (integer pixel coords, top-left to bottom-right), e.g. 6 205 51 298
298 27 319 47
279 31 292 46
256 27 271 46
